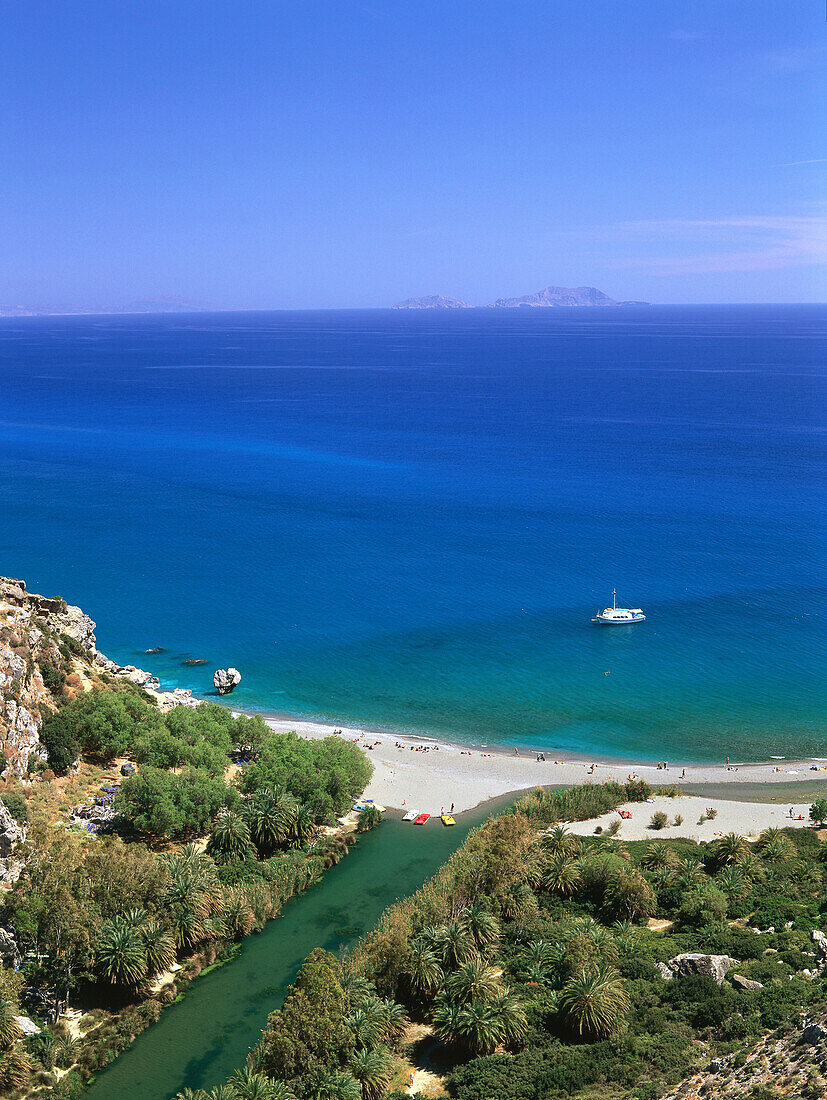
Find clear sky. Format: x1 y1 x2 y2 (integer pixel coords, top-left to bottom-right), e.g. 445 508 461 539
1 0 824 308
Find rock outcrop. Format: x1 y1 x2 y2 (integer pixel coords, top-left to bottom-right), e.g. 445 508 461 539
661 953 738 985
213 668 242 695
0 575 184 780
731 973 763 991
0 577 100 778
0 800 26 882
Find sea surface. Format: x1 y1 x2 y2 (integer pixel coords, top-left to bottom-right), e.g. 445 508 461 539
1 306 824 763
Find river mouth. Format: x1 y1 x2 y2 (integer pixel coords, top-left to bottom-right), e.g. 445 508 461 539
84 794 515 1100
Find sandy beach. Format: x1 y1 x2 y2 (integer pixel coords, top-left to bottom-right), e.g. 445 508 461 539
260 714 827 837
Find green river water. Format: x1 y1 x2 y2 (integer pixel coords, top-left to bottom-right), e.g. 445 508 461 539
85 799 511 1100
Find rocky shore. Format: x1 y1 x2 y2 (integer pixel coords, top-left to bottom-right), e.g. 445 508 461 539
0 576 199 788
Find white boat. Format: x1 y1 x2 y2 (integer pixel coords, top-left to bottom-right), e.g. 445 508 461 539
592 589 645 624
402 811 417 822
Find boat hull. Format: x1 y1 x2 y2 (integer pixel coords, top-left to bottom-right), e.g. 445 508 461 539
592 614 645 624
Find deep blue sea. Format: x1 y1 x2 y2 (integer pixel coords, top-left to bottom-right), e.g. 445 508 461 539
1 306 824 763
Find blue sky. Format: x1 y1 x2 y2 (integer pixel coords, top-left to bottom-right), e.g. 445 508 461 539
1 1 824 307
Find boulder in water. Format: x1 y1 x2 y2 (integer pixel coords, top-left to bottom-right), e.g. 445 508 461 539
213 667 241 695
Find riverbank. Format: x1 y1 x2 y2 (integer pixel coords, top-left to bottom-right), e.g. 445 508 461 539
258 713 827 817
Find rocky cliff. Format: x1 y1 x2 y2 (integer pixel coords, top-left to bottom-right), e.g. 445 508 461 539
0 576 197 782
0 577 105 780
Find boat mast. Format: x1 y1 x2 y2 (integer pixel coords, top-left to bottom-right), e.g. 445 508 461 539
612 587 616 610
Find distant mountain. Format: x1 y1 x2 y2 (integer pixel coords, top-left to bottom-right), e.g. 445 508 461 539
492 285 648 308
392 294 471 309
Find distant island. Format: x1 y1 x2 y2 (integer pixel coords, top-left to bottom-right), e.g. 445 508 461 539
393 285 649 308
493 284 648 307
392 294 471 309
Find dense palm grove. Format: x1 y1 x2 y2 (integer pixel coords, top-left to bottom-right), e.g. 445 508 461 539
0 689 371 1098
188 781 827 1100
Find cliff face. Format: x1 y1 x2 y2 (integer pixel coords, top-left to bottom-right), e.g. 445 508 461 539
0 577 101 779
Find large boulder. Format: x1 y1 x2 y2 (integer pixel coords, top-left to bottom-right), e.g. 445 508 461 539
812 930 827 958
664 953 738 985
731 973 763 991
213 667 241 695
799 1022 827 1046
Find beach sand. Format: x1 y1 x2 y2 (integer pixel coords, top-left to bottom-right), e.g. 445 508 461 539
261 715 827 830
567 794 816 843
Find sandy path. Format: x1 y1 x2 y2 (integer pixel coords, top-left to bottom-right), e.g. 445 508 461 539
260 714 827 816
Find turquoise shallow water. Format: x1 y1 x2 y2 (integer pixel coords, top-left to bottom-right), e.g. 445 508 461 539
0 305 824 761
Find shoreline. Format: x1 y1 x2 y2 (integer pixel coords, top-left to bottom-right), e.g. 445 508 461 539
252 709 827 818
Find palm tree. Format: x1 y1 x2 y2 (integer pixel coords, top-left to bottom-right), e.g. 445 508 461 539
490 988 528 1046
167 904 206 950
716 865 748 901
0 1048 32 1090
523 962 553 987
543 824 579 857
677 857 705 889
340 970 374 1009
53 1033 79 1069
206 1086 237 1100
207 809 255 864
760 834 795 863
541 852 583 897
349 1047 394 1100
639 842 676 871
142 920 177 976
96 916 147 985
459 902 500 948
522 940 557 968
307 1068 360 1100
377 998 409 1048
404 940 443 995
289 803 315 846
446 956 503 1003
500 882 538 923
244 786 295 855
122 907 150 930
714 832 749 867
432 922 476 968
0 999 22 1047
229 1067 291 1099
223 890 256 939
431 992 463 1046
455 1000 502 1056
346 1001 385 1050
559 965 630 1039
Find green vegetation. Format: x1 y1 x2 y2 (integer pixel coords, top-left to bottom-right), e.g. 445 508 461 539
194 782 826 1100
0 674 374 1094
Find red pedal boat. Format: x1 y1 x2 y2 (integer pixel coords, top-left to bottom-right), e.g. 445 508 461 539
414 813 431 825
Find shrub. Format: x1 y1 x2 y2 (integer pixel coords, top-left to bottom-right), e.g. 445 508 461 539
357 806 382 832
650 812 669 830
0 791 28 826
674 815 684 826
809 799 827 826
